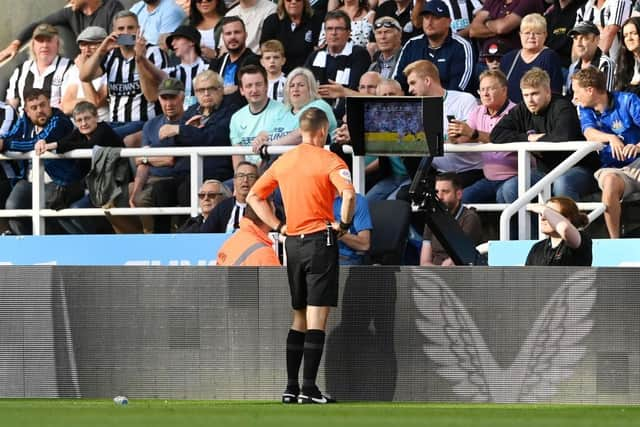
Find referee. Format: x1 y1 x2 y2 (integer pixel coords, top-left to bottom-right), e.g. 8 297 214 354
247 107 356 404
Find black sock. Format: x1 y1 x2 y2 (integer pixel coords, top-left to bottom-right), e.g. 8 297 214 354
302 329 326 390
286 329 305 388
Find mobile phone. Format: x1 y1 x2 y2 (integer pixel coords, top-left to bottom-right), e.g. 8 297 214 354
116 34 136 46
447 115 456 123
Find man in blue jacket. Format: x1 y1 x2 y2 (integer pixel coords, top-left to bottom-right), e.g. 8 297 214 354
571 67 640 238
392 0 476 94
0 88 80 234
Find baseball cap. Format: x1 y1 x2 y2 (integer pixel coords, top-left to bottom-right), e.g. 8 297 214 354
567 21 600 37
374 16 402 31
32 23 58 39
158 78 185 96
480 40 508 58
76 26 108 43
166 25 202 56
421 0 451 18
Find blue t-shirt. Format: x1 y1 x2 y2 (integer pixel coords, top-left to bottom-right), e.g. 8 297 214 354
578 91 640 168
130 0 186 45
142 115 189 177
333 193 373 265
229 99 288 164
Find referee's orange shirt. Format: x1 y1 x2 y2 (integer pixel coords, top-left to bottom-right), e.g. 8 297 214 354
251 143 355 235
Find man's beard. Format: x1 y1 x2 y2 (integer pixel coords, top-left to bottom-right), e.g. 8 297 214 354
226 43 243 54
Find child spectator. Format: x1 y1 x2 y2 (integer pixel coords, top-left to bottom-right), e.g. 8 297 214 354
260 40 288 103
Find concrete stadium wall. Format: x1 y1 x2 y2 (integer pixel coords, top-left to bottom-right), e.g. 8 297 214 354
0 266 639 403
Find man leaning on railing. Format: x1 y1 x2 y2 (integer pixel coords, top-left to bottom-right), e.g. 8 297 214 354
571 67 640 238
0 88 78 235
490 67 601 202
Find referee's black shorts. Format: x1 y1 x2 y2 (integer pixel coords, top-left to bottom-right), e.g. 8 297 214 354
285 230 339 310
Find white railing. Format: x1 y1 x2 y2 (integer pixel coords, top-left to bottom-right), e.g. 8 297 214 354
0 141 603 238
445 141 604 240
0 145 363 235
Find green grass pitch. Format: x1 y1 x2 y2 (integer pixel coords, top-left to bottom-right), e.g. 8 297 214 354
1 400 639 427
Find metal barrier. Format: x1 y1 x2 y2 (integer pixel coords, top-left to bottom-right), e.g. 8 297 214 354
0 141 603 238
445 141 604 240
0 145 364 235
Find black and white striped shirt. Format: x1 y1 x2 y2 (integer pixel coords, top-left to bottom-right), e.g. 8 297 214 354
101 45 167 123
162 57 211 107
444 0 484 33
7 56 74 111
576 0 631 59
566 49 616 95
267 74 286 103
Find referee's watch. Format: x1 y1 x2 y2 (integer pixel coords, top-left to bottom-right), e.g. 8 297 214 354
339 220 352 231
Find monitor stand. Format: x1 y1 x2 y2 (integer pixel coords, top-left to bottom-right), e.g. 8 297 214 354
408 156 487 266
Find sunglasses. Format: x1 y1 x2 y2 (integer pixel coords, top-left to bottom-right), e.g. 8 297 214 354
198 192 224 200
374 21 400 30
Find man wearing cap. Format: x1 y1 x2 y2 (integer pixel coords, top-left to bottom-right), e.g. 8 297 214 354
137 25 212 109
369 17 403 79
480 40 508 72
565 21 616 98
0 0 125 63
61 26 110 122
129 0 186 45
575 0 630 60
393 0 476 94
412 0 483 38
129 77 189 233
6 24 74 111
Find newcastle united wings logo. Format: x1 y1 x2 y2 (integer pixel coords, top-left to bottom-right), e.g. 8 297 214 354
413 270 596 402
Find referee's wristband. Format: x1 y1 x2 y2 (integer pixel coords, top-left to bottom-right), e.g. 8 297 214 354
339 221 352 231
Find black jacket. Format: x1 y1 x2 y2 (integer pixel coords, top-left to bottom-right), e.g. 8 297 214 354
491 95 600 172
260 13 323 73
200 197 236 233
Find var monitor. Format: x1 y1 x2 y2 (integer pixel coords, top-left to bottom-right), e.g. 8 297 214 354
346 96 444 157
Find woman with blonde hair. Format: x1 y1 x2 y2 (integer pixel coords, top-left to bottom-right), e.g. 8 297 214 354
525 197 592 266
499 13 563 103
253 67 337 151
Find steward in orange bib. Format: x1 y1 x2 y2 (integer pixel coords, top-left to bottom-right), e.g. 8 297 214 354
216 203 280 266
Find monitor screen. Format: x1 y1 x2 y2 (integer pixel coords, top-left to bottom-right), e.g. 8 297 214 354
346 96 444 157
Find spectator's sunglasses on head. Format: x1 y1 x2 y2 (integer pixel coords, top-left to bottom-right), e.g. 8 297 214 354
198 191 224 200
374 20 400 30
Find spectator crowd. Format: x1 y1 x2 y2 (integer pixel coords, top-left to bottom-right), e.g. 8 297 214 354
2 0 640 264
